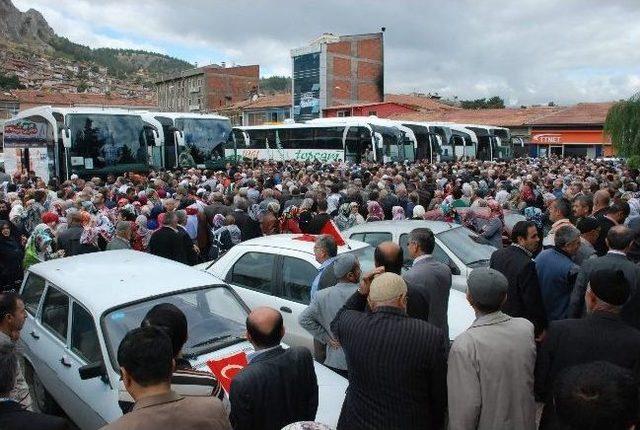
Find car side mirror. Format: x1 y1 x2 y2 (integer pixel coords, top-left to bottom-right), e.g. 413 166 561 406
79 361 106 381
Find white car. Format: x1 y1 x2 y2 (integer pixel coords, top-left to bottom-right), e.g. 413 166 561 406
18 250 347 429
199 234 375 351
344 220 498 339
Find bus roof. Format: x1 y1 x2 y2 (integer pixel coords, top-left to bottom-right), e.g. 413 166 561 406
146 111 229 121
235 122 349 130
11 106 150 119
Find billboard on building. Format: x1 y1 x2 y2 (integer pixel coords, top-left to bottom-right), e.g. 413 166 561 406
293 53 321 121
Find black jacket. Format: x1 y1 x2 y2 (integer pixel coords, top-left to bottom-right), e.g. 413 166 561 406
535 312 640 428
331 292 448 430
306 213 331 234
229 346 318 430
490 245 548 335
568 252 640 329
594 215 616 256
177 226 199 266
232 210 262 242
148 226 188 264
0 401 69 430
56 224 84 257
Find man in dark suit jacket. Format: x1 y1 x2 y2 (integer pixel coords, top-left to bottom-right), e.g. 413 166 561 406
175 210 199 266
203 192 231 220
148 211 188 264
230 307 318 430
594 204 623 256
331 271 447 430
306 199 331 234
56 212 84 257
535 268 640 429
375 241 431 323
0 345 69 430
568 226 640 328
232 197 262 242
490 221 548 337
403 228 451 338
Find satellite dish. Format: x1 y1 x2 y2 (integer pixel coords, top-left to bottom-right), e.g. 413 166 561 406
251 94 259 102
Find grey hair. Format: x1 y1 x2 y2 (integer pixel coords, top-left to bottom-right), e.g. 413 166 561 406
315 234 338 258
175 210 187 225
163 210 178 226
555 225 581 248
266 201 281 214
115 221 131 235
234 195 249 211
0 344 17 395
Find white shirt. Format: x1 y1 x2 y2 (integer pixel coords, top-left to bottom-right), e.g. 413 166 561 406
413 254 432 265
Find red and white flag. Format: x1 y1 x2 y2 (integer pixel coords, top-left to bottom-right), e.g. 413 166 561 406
206 352 248 393
320 219 346 246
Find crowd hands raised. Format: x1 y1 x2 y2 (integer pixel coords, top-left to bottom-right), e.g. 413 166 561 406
1 155 640 430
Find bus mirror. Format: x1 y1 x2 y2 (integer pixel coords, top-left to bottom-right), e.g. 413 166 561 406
374 132 383 149
152 130 161 146
62 128 71 148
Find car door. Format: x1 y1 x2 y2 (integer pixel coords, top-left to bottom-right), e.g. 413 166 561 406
274 254 320 351
35 283 76 410
54 301 116 429
224 250 278 315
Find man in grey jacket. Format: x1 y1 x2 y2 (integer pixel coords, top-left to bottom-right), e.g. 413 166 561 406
0 292 31 410
299 254 360 378
448 268 536 430
403 228 452 340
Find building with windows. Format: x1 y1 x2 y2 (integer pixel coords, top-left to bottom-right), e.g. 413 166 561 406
291 32 384 121
155 64 259 113
323 101 417 118
219 93 292 126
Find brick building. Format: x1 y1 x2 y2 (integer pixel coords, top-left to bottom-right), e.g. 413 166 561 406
323 101 417 118
291 32 384 121
155 64 259 113
219 93 293 126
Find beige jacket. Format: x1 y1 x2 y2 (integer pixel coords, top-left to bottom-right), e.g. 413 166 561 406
102 391 230 430
447 311 536 430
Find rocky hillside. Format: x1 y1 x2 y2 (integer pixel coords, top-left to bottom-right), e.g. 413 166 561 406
0 0 192 81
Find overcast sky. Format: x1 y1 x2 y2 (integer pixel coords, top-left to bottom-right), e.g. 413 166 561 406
14 0 640 106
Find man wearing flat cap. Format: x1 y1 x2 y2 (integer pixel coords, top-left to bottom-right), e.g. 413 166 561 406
330 270 447 430
448 268 536 430
535 268 640 429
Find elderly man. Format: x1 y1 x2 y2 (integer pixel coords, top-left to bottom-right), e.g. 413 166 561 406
542 198 573 248
299 254 360 378
448 268 536 430
535 269 640 429
106 221 132 250
331 271 447 430
573 216 599 265
535 225 581 321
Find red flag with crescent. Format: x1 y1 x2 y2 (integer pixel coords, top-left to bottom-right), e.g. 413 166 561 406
319 219 346 246
206 352 248 393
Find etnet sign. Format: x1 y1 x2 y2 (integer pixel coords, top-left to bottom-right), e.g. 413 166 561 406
532 133 562 143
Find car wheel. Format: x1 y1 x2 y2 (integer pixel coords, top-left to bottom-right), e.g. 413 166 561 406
27 365 59 415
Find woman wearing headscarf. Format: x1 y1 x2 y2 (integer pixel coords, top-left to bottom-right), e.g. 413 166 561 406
366 200 384 222
260 201 281 236
334 203 356 231
392 206 406 221
280 206 302 234
209 214 241 259
0 220 24 291
132 215 152 252
298 198 315 233
475 199 504 249
412 205 426 220
23 212 63 270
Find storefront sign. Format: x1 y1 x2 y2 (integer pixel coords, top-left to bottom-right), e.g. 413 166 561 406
532 133 562 143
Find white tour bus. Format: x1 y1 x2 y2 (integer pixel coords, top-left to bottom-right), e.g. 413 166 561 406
307 116 418 163
455 123 513 161
147 112 232 169
398 121 458 163
229 117 417 164
2 106 162 181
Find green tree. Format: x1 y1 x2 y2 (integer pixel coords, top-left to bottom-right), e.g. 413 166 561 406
460 96 504 109
0 73 24 90
77 81 89 92
260 75 291 93
603 92 640 157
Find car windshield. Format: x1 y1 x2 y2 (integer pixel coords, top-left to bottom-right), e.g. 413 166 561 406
102 285 247 370
436 226 496 267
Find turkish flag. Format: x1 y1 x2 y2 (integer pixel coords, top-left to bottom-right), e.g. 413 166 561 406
206 352 248 393
320 219 346 246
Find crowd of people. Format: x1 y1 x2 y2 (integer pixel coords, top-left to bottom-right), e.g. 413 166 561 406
1 155 640 429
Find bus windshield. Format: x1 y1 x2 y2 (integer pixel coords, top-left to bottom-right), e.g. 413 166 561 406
175 118 231 164
68 114 149 174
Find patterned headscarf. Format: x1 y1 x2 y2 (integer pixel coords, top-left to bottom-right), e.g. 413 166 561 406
392 206 405 220
248 204 265 222
524 206 544 230
366 201 384 221
213 213 226 229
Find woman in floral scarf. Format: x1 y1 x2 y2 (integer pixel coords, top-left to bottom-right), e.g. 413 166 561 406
23 212 63 269
334 203 357 231
392 206 406 221
132 215 152 252
280 206 302 234
209 214 241 259
366 201 384 222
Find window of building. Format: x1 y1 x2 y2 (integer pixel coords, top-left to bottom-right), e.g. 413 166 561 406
337 110 350 117
271 112 278 122
368 111 377 116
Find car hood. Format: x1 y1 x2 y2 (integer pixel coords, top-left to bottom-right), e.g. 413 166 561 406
190 340 347 428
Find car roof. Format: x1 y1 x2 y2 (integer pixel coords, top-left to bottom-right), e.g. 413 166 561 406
344 220 462 236
233 234 369 256
28 251 224 315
